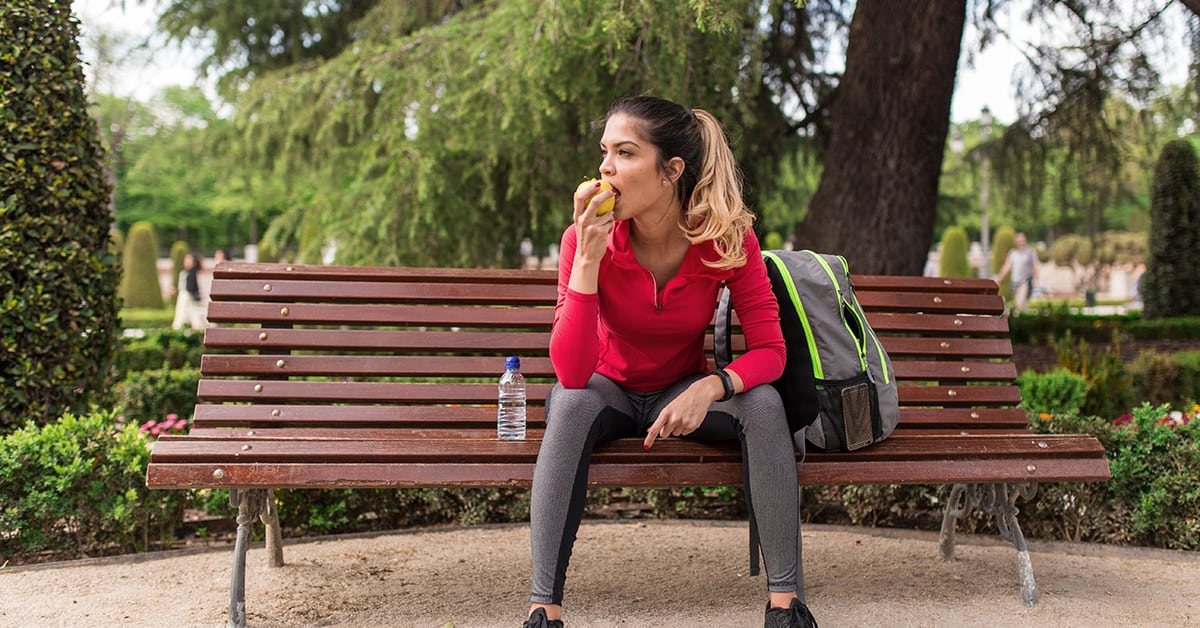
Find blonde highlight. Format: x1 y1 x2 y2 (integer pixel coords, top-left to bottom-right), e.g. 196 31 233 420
683 109 754 270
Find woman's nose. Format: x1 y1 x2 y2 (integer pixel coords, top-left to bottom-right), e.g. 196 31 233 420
598 156 615 176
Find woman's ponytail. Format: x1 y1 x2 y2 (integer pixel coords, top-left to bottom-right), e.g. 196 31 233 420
684 109 753 270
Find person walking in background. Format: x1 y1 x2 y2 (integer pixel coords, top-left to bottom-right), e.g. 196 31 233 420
171 253 207 330
523 96 816 628
994 232 1039 313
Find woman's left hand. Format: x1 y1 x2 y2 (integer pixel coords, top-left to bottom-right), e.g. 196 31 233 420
643 376 724 449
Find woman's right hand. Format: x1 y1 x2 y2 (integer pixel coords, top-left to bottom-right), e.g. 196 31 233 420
572 181 616 267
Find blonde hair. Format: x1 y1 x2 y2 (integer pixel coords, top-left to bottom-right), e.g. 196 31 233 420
605 97 756 270
682 109 754 270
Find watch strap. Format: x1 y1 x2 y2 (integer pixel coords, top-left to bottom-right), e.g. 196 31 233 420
710 368 735 402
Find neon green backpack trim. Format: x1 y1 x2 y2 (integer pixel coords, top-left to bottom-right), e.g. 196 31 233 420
763 251 824 380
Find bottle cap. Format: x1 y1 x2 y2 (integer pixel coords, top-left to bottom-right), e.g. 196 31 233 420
505 356 520 369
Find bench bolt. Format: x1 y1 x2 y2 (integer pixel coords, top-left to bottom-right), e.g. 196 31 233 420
263 284 272 292
280 307 290 317
254 384 263 392
213 468 225 480
1026 465 1037 473
259 332 268 341
276 359 286 368
271 409 281 416
242 445 252 451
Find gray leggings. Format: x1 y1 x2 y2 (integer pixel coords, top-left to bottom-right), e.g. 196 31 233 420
529 373 804 605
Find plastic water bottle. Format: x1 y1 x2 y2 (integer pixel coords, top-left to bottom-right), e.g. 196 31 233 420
497 356 526 440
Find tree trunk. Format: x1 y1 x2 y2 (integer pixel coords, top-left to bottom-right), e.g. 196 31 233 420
795 0 966 275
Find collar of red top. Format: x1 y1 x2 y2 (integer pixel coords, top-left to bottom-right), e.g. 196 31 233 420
607 219 734 281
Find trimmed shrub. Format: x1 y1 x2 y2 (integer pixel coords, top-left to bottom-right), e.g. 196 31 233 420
1016 369 1089 416
991 226 1016 300
169 240 190 288
938 226 970 277
116 367 201 427
1142 140 1200 319
1173 350 1200 403
119 221 164 309
1128 350 1180 406
1053 331 1133 419
764 231 785 251
112 330 204 380
0 410 186 563
0 1 121 429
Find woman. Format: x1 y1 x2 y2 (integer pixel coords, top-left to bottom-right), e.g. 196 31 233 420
524 96 817 628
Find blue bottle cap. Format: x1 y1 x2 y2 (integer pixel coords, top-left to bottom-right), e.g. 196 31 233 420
505 356 520 369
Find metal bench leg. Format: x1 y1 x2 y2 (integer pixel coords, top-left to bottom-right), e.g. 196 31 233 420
228 489 269 628
938 482 1040 607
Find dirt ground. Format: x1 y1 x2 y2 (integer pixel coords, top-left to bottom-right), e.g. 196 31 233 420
2 520 1198 627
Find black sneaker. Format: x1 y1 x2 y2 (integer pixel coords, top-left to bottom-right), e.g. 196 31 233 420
523 607 564 628
764 598 818 628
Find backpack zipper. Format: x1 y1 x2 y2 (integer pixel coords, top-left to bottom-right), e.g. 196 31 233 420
837 255 892 385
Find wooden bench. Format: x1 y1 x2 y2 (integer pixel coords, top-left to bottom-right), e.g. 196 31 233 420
146 262 1111 626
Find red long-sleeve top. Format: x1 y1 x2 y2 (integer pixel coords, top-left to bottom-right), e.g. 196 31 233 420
550 220 786 393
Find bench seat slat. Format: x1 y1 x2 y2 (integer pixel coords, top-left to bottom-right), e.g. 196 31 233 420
146 455 1111 490
190 404 1029 430
184 425 1029 440
195 379 1020 406
212 263 1001 295
149 433 1101 464
212 279 558 305
201 354 1018 382
207 302 555 327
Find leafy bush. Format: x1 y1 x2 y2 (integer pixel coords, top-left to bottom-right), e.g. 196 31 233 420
0 1 121 430
991 226 1015 300
1053 331 1133 419
1016 369 1089 416
1127 350 1180 406
112 330 204 379
116 367 201 427
119 221 164 309
1172 350 1200 403
169 240 189 287
1143 139 1200 319
938 226 970 277
0 410 186 563
120 308 177 330
1008 308 1200 345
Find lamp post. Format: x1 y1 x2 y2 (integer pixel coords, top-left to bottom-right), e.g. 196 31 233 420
979 106 993 279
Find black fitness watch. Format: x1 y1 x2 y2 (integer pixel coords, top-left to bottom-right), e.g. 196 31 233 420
710 368 736 402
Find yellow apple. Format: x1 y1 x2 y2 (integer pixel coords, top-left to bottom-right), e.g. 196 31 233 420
575 178 615 216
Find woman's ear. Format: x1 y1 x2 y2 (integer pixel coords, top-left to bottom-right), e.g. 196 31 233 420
665 156 685 183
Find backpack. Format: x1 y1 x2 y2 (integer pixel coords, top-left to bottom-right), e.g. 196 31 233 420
716 249 899 452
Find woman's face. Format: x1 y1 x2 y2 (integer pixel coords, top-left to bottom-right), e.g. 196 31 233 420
598 113 680 220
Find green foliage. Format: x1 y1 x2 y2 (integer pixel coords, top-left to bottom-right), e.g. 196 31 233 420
120 307 176 330
0 1 121 430
990 226 1015 274
938 226 970 277
109 227 124 256
764 231 785 251
1008 307 1200 345
0 410 186 562
115 367 200 427
991 226 1015 299
169 240 189 285
1128 350 1181 407
119 221 164 309
112 330 203 380
1172 350 1200 403
1053 331 1133 419
1142 139 1200 319
256 236 281 263
1016 369 1089 417
229 0 804 268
